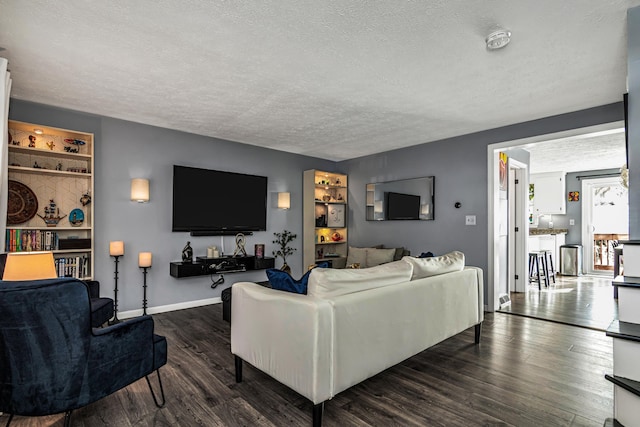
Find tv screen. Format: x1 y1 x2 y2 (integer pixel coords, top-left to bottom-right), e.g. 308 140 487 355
172 165 268 234
385 191 420 220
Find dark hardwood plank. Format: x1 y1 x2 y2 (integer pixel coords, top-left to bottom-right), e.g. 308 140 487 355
0 304 613 426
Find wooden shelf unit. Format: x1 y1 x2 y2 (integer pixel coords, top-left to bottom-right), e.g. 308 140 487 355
7 120 94 279
303 170 348 269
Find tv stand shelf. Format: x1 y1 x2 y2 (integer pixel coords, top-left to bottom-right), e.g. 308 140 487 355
169 255 274 278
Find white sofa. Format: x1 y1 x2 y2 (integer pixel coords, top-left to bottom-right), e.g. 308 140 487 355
231 254 484 426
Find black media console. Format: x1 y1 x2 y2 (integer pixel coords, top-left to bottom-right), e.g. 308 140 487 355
169 255 275 278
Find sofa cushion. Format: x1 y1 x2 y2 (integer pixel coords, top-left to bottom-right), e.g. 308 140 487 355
346 246 397 268
266 262 330 294
346 246 368 267
267 268 312 294
307 260 413 298
402 251 465 280
366 248 396 267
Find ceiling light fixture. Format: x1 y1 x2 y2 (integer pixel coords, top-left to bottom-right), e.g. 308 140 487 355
33 129 43 134
486 29 511 50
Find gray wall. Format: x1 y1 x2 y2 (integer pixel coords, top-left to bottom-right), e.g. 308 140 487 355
339 103 623 302
8 99 624 312
9 99 335 312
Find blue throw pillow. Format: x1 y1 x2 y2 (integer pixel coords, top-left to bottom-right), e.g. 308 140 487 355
266 262 329 294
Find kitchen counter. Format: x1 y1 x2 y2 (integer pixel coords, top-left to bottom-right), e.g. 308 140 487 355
529 228 568 236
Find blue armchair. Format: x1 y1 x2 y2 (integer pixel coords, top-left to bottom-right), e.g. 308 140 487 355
0 277 167 426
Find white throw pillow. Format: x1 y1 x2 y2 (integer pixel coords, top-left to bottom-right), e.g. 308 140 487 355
402 251 465 280
346 246 367 267
366 248 396 267
307 260 413 298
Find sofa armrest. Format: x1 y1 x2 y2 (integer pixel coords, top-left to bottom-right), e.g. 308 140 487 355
84 280 101 299
88 316 158 394
464 266 484 322
231 282 334 404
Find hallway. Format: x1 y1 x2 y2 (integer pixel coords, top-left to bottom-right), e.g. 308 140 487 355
498 274 618 331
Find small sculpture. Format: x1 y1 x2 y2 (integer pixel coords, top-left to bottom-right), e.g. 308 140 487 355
37 199 66 227
46 141 55 151
28 135 36 148
233 233 247 257
56 163 62 171
80 192 92 206
182 241 193 263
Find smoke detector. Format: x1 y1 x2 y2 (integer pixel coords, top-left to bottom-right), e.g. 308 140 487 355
486 29 511 50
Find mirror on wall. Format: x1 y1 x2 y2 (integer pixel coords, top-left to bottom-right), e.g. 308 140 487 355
366 176 434 221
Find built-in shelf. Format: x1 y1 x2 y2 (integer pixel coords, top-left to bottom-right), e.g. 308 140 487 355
606 320 640 342
7 120 94 279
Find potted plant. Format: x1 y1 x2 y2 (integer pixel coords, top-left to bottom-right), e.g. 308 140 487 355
272 230 297 273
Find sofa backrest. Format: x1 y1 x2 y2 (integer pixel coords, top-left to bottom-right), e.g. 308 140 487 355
307 260 413 298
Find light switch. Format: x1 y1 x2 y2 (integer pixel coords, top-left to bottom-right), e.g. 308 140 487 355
569 219 575 226
465 215 476 226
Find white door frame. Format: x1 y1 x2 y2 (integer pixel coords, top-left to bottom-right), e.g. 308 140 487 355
487 122 624 311
508 159 528 293
581 176 627 275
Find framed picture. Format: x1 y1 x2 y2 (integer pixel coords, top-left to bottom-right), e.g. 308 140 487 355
327 204 345 227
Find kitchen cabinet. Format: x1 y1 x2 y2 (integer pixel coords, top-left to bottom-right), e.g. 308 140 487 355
530 172 566 215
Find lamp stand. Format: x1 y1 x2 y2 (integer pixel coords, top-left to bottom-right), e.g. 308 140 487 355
142 267 149 315
109 255 121 325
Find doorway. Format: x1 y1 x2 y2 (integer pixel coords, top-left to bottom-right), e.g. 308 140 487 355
581 177 629 276
487 121 625 312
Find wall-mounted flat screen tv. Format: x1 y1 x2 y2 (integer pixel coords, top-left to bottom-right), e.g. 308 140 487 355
384 191 421 220
172 165 268 234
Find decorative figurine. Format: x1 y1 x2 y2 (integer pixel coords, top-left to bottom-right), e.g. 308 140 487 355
182 241 193 263
233 233 247 257
46 141 55 151
56 163 62 171
37 199 66 227
33 161 42 169
80 192 92 206
28 135 36 148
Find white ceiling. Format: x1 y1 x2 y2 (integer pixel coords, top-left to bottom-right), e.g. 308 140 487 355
1 0 638 161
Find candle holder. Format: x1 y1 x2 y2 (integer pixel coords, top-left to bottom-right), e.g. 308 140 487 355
141 266 149 315
109 255 121 325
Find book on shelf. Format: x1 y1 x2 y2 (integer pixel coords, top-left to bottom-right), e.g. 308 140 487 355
5 229 67 252
55 255 89 279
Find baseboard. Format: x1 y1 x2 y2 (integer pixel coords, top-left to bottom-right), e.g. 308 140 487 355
119 296 222 319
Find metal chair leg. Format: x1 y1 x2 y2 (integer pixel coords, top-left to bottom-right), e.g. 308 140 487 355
5 414 13 427
145 369 166 408
63 411 72 427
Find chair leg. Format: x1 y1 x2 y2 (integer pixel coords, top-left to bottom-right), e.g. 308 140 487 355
313 402 324 427
475 322 482 344
145 369 166 408
534 255 541 290
235 355 243 383
63 411 72 427
5 414 13 427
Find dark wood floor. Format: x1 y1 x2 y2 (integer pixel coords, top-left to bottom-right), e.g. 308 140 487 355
1 303 614 426
499 274 619 331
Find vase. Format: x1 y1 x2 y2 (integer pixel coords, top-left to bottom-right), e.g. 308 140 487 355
281 263 291 274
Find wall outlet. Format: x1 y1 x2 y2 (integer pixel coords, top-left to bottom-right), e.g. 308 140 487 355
465 215 476 226
569 219 575 226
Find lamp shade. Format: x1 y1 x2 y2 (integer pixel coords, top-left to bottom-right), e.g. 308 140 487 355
138 252 152 268
131 178 150 203
277 192 291 209
2 252 57 281
109 240 124 256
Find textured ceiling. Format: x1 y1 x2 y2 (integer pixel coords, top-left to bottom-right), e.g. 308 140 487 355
1 0 639 161
524 129 627 174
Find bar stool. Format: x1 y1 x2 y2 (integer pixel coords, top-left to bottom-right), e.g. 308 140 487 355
529 252 549 290
542 250 556 284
